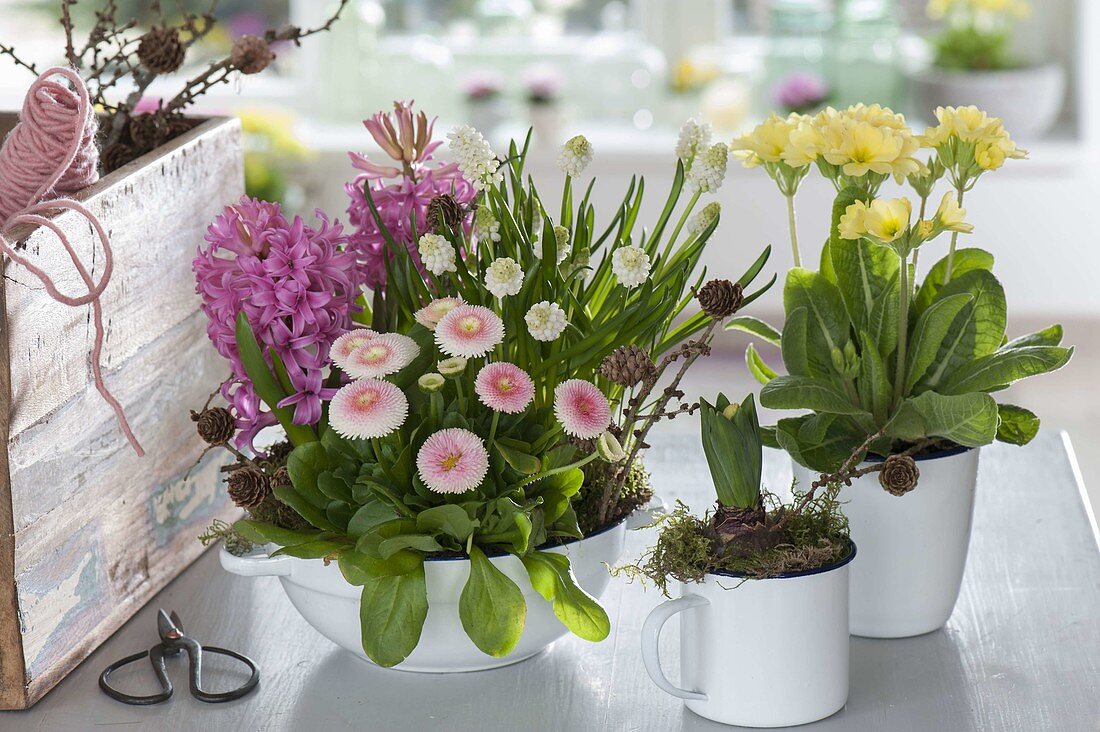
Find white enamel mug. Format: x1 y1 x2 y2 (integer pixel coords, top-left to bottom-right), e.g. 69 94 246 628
641 543 856 728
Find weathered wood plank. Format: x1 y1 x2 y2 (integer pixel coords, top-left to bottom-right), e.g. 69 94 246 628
1 115 242 437
0 115 244 708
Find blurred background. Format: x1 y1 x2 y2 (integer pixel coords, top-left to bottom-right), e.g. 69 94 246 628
1 0 1096 505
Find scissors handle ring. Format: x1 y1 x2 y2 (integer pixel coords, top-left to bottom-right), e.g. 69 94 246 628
98 649 173 705
189 645 260 703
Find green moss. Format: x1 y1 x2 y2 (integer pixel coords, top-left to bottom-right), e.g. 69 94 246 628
614 484 851 597
199 518 254 556
575 460 654 535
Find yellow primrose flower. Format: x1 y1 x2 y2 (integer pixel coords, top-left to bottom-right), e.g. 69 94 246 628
731 113 805 167
861 197 912 243
825 122 903 177
933 192 974 233
924 105 992 145
782 117 826 167
837 201 869 240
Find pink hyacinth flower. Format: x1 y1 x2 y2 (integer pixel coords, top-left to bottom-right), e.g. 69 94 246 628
342 333 420 380
328 379 409 440
475 362 535 414
416 428 490 494
554 379 612 439
435 304 504 359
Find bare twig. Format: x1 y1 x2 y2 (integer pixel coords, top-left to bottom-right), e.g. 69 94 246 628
60 0 80 68
0 42 39 76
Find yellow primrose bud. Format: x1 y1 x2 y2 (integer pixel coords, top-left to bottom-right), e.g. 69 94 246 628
934 192 974 233
861 197 912 243
837 201 869 240
917 219 935 239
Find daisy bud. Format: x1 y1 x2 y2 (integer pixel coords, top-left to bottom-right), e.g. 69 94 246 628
597 431 627 463
438 357 468 377
418 373 446 393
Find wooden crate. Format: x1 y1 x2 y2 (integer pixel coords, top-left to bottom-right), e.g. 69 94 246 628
0 115 243 709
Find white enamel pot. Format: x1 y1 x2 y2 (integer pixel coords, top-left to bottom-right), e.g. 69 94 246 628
641 543 856 728
907 63 1065 139
220 502 661 673
793 446 980 638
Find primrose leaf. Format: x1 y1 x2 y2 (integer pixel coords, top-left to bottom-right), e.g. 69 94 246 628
760 375 867 416
885 390 998 447
940 346 1073 395
783 268 850 377
745 343 778 385
1002 324 1063 349
995 403 1041 445
725 315 782 347
905 293 973 393
915 247 994 314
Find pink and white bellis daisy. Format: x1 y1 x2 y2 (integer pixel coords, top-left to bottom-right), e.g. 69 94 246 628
330 328 380 372
414 297 464 331
435 304 504 358
343 333 420 379
416 428 490 494
554 379 612 439
329 379 408 439
475 362 535 414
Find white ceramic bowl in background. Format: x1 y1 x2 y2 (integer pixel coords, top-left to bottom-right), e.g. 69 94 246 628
641 543 856 728
221 502 661 672
793 447 980 638
907 63 1065 139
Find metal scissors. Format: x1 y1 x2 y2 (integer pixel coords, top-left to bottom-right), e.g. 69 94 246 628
99 609 259 705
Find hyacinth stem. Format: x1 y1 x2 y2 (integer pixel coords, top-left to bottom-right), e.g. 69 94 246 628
943 187 965 283
661 190 701 265
893 252 909 408
785 193 802 268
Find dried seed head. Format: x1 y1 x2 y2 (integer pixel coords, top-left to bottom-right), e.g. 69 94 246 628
696 279 744 319
426 195 467 232
230 35 275 75
879 454 920 496
599 345 657 388
191 406 236 446
227 467 271 509
137 26 186 74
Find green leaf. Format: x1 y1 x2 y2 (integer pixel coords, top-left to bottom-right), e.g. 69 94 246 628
830 214 900 339
377 534 443 558
904 293 973 393
233 519 320 547
745 343 778 385
783 268 850 377
459 546 527 657
340 547 422 581
941 346 1073 395
286 441 332 509
273 485 339 531
725 316 782 347
699 394 761 509
521 552 610 642
995 403 1041 445
775 414 863 473
347 501 400 538
918 269 1007 391
857 330 891 426
416 504 477 542
885 391 999 446
760 375 866 416
359 563 429 667
234 312 317 445
273 538 348 559
780 306 812 377
915 247 994 314
494 441 542 475
1003 324 1064 349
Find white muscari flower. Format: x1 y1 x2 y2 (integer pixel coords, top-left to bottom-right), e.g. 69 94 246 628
474 206 501 242
688 201 721 237
418 233 456 275
676 117 712 165
557 135 594 177
525 301 568 342
553 225 571 264
484 257 524 298
685 142 729 193
612 245 651 289
447 125 503 191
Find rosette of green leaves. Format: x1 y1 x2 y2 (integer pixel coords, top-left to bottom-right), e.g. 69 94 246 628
729 187 1073 472
233 325 610 667
699 393 762 509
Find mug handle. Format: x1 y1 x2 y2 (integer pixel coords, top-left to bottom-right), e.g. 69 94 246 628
219 547 293 577
641 594 709 701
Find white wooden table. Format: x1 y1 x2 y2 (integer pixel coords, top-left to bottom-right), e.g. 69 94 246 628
6 432 1099 731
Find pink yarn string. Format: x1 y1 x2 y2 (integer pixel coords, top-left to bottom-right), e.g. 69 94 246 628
0 67 144 456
